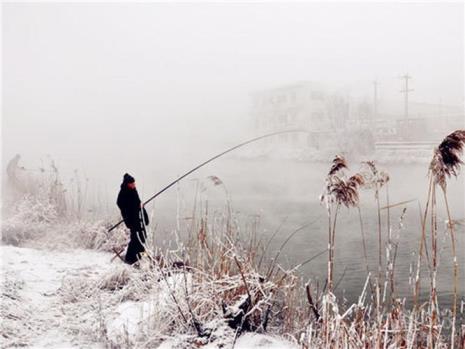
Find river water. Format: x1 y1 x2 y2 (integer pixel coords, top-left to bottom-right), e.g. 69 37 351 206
143 158 465 309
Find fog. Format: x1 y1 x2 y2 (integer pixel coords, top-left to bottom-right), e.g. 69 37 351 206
2 2 465 308
3 2 464 191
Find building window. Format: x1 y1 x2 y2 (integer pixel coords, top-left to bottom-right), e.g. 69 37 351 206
310 91 324 100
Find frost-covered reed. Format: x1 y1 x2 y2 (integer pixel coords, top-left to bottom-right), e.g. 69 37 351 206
3 131 465 348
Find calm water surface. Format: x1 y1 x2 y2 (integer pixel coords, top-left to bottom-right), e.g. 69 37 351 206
145 158 465 308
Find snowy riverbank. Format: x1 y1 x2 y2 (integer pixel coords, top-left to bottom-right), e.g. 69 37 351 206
1 245 297 349
1 245 112 348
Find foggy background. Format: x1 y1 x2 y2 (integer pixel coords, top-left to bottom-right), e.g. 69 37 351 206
2 2 465 305
3 2 464 194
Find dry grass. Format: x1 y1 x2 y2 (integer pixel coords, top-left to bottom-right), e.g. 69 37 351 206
3 131 465 348
427 130 465 348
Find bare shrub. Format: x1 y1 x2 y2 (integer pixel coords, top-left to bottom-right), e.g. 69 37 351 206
1 193 58 246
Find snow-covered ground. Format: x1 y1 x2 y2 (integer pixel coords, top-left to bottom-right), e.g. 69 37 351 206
1 245 298 349
1 245 113 348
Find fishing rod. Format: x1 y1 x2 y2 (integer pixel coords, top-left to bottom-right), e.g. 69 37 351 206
108 129 309 233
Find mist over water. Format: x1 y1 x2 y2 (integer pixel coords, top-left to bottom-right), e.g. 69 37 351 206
3 2 464 308
137 158 465 305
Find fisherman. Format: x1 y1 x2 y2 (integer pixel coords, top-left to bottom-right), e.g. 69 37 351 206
117 173 149 265
6 154 24 190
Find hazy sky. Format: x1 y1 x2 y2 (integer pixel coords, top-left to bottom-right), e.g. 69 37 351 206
2 2 464 187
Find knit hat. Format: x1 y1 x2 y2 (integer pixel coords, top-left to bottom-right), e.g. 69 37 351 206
123 173 135 184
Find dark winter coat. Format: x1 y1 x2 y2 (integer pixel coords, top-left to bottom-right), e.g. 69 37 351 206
116 185 149 230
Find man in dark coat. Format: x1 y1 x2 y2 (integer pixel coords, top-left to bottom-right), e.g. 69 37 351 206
117 173 149 264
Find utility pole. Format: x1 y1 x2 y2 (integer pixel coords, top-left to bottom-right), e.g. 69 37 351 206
372 79 378 120
400 74 414 120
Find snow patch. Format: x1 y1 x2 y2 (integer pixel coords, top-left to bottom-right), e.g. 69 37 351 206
235 333 298 349
1 245 114 348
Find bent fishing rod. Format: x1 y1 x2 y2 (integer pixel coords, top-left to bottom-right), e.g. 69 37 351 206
108 129 309 233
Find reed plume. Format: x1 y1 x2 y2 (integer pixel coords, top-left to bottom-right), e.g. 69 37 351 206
322 155 363 207
328 173 364 208
361 161 390 191
207 175 223 186
328 154 348 176
429 130 465 190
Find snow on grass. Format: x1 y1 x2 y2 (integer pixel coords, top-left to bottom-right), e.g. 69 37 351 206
235 333 298 349
0 245 114 348
156 326 298 349
2 243 298 348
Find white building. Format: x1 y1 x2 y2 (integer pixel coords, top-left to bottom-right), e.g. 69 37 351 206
251 81 350 153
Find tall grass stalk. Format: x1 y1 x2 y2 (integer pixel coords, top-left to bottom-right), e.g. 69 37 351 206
414 176 433 310
429 130 465 347
357 206 371 282
442 191 458 347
